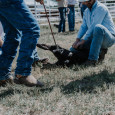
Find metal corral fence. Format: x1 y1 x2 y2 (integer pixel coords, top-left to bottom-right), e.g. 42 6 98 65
28 0 115 25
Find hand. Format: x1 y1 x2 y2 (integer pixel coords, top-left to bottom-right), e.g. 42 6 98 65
72 40 85 49
40 0 44 4
35 0 44 4
67 8 70 14
72 38 80 48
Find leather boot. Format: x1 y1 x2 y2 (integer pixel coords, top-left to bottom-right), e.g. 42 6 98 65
14 75 44 87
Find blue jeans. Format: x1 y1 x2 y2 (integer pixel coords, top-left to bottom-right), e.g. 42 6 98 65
68 6 75 31
58 7 66 32
89 24 115 60
33 48 40 61
0 0 40 80
70 24 115 61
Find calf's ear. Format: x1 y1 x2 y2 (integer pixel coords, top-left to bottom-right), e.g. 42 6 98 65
36 44 49 50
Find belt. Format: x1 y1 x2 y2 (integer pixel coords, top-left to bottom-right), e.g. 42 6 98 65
68 5 74 7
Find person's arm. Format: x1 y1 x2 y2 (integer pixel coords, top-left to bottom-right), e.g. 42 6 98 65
72 11 88 49
83 6 107 41
77 11 88 40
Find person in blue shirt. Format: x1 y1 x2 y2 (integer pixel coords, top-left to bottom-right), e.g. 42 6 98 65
0 0 46 87
70 0 115 66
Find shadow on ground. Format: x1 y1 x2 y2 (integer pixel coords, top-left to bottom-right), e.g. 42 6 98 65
0 85 54 99
0 89 14 99
41 63 82 70
1 69 115 98
41 63 59 70
61 69 115 94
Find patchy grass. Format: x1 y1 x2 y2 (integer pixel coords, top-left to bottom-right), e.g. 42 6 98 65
0 23 115 115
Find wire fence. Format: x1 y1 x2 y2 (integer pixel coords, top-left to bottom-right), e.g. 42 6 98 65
28 0 115 25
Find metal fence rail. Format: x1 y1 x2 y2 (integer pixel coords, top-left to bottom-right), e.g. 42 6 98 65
28 0 115 25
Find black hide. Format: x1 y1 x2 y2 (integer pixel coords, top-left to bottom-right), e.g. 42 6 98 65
37 44 89 66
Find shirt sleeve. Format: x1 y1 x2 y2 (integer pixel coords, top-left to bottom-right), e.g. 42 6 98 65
83 6 107 41
77 11 88 39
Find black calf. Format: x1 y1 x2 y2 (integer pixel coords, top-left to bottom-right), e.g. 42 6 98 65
37 44 89 66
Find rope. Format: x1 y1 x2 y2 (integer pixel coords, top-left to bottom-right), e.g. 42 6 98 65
43 3 57 46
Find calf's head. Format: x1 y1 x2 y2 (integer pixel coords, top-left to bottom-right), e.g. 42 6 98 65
37 44 72 61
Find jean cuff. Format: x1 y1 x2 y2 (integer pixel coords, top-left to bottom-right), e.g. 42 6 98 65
15 72 31 77
0 73 11 80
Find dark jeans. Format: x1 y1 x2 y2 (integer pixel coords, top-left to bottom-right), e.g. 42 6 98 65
0 0 40 80
68 6 75 31
58 7 66 32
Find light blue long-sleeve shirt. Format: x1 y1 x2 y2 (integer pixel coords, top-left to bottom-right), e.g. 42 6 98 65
77 1 115 41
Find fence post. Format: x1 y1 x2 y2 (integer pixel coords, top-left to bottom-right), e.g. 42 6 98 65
49 0 51 22
34 0 37 19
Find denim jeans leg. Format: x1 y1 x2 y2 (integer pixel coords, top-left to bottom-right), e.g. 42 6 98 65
88 24 115 61
0 0 40 77
58 7 66 32
63 8 66 32
68 7 75 31
0 15 21 80
14 1 40 76
33 48 40 62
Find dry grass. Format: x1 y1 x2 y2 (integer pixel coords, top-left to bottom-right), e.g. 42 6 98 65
0 23 115 115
